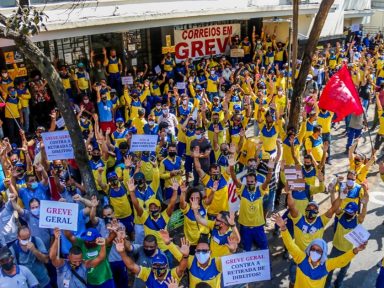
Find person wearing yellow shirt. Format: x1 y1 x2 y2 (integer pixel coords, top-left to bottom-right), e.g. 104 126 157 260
205 112 225 147
193 148 230 217
58 65 73 99
159 143 184 200
229 156 274 251
205 67 219 101
110 117 128 147
15 80 31 132
374 92 384 155
131 108 147 134
338 170 367 210
257 108 279 155
325 196 368 288
73 63 91 95
317 108 334 164
348 140 375 184
128 178 178 252
305 126 324 166
161 53 176 78
273 213 366 288
102 47 123 96
3 86 23 144
279 119 306 166
115 235 188 288
286 187 341 287
192 206 240 258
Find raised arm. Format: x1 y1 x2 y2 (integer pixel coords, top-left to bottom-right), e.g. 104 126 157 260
85 237 107 268
166 178 179 217
286 184 299 218
49 228 65 268
115 237 141 274
191 197 208 227
127 178 143 217
192 146 206 179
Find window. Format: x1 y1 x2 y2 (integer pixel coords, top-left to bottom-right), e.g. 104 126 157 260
30 0 91 4
0 0 17 8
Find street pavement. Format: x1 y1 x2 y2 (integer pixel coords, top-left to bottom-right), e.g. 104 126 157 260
251 104 384 288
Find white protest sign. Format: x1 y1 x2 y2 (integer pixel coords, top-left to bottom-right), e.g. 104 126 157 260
121 76 130 85
39 200 79 231
130 134 158 152
41 131 74 161
154 65 161 74
351 24 360 32
344 224 370 247
126 76 134 85
222 250 271 286
176 82 186 90
55 117 65 129
174 24 240 62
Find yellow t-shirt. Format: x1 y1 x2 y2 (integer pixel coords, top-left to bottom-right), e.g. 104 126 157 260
188 256 222 288
5 96 21 119
237 184 267 227
201 172 230 215
140 210 170 251
181 203 209 245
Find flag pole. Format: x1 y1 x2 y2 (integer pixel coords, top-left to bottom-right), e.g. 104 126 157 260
0 95 22 131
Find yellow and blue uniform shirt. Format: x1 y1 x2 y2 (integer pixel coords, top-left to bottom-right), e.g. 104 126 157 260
237 184 268 227
333 212 360 252
201 172 230 215
188 256 222 288
181 203 209 245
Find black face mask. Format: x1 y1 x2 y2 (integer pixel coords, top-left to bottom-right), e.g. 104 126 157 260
1 260 14 271
134 180 145 188
150 210 160 218
103 216 113 225
143 248 156 257
344 213 355 220
304 164 312 170
222 150 229 156
168 151 176 158
247 184 256 191
211 174 221 181
92 155 101 162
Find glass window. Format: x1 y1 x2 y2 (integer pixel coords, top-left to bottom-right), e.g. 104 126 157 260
30 0 90 4
0 0 17 8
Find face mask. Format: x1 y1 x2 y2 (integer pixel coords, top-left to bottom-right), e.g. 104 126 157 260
182 100 188 105
247 184 256 191
10 91 16 97
278 91 283 96
1 261 13 271
168 151 176 158
2 73 8 78
304 164 312 170
210 71 215 75
196 251 210 264
211 174 220 181
19 238 30 246
162 109 169 115
101 97 107 101
188 125 195 130
148 121 155 126
31 208 39 216
344 213 355 220
156 105 161 110
150 210 160 218
305 210 318 220
222 149 229 156
83 99 89 104
117 123 124 128
309 251 322 263
195 134 202 140
346 179 355 187
92 155 101 162
212 119 219 124
81 118 87 123
30 182 38 190
153 267 168 278
111 179 119 187
143 248 156 257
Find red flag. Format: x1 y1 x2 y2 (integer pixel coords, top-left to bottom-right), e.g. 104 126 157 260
318 65 363 122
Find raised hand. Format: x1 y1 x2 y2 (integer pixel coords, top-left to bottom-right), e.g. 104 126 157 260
179 237 190 257
96 237 106 246
124 155 133 168
164 277 180 288
226 212 236 227
272 213 286 230
159 229 172 245
127 178 136 192
114 238 125 253
53 228 60 240
190 196 200 210
171 178 179 191
180 181 187 195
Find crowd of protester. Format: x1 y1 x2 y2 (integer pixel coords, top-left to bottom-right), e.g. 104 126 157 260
0 26 383 288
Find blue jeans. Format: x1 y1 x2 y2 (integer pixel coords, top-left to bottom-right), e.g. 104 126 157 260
110 261 128 288
239 225 268 251
325 247 351 288
377 266 384 288
108 72 122 96
346 128 362 150
289 259 297 284
22 107 30 132
322 132 331 159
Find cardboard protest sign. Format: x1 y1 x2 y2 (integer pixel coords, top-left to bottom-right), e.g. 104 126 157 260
222 250 271 286
41 131 74 161
130 135 158 152
39 200 79 231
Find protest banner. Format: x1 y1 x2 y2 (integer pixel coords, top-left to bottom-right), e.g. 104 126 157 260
39 200 79 231
122 76 134 85
344 224 370 247
41 130 74 161
222 250 271 286
130 134 158 152
230 48 245 58
174 24 240 61
176 82 186 90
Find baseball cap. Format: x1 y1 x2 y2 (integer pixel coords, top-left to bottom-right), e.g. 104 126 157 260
107 171 118 180
133 172 145 181
110 89 117 94
83 228 101 242
115 117 124 123
147 198 161 208
344 202 358 214
195 85 202 91
77 62 85 68
152 253 168 265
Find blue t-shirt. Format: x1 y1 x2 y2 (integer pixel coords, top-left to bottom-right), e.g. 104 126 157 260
18 183 50 209
97 99 116 122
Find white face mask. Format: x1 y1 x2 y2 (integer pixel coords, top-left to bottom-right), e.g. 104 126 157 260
278 91 283 96
20 237 31 246
83 100 89 104
309 251 322 263
162 109 169 115
182 100 188 106
210 71 215 75
195 134 202 140
346 179 355 187
196 251 210 264
148 120 155 126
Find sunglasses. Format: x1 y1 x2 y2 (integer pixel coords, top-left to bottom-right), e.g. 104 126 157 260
196 249 209 253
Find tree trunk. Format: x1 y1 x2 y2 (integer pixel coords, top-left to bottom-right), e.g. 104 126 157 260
288 0 335 129
291 0 299 86
14 35 98 196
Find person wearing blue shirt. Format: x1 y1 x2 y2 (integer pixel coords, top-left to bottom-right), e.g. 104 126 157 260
143 114 159 135
18 166 50 209
96 86 118 133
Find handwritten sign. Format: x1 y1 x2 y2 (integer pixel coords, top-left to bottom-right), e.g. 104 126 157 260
122 76 134 85
176 82 186 90
154 65 162 74
230 48 245 58
344 224 370 247
130 134 158 152
222 250 271 286
39 200 79 231
41 131 74 161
